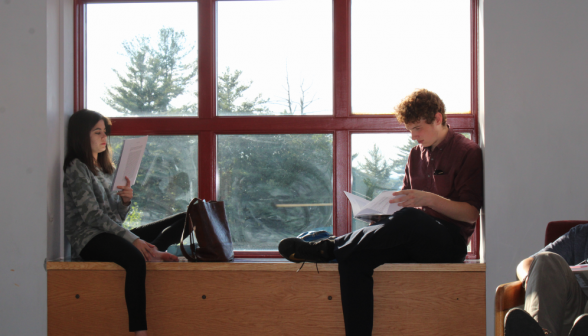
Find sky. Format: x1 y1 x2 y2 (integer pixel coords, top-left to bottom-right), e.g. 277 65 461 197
86 0 470 165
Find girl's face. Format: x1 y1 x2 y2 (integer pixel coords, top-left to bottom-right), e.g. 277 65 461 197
90 119 108 160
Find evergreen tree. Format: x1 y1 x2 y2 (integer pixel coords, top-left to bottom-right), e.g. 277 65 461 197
103 27 197 115
217 67 270 115
356 144 394 199
388 138 419 190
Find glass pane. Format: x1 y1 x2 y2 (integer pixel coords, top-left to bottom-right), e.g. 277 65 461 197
217 1 333 116
87 3 198 117
110 136 198 229
351 133 414 231
217 134 333 251
352 0 470 114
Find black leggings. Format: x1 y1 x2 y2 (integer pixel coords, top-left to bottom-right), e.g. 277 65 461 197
79 212 186 332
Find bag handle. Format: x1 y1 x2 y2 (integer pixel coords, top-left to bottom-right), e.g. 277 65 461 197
180 198 202 261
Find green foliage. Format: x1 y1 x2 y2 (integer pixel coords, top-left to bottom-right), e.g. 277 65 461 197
217 134 333 249
110 136 198 229
217 67 270 115
103 27 197 115
356 144 394 199
106 28 329 247
389 138 419 190
122 202 143 230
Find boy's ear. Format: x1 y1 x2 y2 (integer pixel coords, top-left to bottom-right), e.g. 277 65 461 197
435 112 443 125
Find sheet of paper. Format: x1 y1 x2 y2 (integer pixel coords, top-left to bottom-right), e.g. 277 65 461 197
343 190 402 218
111 136 148 192
343 191 370 216
356 191 402 217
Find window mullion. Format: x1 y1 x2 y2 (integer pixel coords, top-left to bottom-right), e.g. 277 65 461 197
334 130 351 236
198 0 216 119
198 131 216 201
333 0 351 118
198 0 216 202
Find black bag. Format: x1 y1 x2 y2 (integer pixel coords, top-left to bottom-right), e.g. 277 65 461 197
180 198 234 262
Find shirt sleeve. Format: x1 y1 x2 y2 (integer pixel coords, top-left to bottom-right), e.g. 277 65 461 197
453 145 484 210
64 161 138 243
536 226 577 265
401 152 412 191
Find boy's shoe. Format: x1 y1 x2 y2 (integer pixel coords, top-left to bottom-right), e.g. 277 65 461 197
278 237 335 263
569 314 588 336
504 308 547 336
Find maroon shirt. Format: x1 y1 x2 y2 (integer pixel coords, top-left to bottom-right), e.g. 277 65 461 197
402 126 483 241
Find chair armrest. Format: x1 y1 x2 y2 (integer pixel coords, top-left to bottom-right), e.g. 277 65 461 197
495 280 525 336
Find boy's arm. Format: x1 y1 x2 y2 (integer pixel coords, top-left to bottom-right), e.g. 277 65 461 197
391 190 479 223
516 257 534 285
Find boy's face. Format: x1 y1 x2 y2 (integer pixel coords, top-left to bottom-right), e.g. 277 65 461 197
404 112 445 149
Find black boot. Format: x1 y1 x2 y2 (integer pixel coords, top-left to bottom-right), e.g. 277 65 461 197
278 237 335 263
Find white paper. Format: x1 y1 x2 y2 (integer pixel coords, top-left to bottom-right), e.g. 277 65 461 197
111 136 148 192
344 191 403 222
570 264 588 296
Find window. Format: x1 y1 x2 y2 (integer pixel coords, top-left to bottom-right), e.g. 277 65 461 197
77 0 480 259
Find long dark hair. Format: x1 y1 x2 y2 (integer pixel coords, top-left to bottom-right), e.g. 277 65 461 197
63 109 115 175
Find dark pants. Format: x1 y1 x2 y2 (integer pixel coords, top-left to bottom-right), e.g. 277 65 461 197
79 212 186 332
334 208 467 336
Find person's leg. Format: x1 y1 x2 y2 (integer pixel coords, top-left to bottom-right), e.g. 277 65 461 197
334 207 467 264
524 252 588 336
338 247 410 336
131 212 187 251
80 233 148 332
335 208 467 336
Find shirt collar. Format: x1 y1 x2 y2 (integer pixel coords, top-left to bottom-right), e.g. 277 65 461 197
431 124 454 152
420 125 454 158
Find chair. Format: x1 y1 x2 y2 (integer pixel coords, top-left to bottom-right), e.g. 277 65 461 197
494 220 588 336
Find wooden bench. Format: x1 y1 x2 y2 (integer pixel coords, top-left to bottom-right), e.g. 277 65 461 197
47 259 485 335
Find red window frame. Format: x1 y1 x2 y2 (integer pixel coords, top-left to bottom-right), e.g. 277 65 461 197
74 0 481 259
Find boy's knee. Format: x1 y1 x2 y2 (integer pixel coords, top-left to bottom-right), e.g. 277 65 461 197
531 252 569 274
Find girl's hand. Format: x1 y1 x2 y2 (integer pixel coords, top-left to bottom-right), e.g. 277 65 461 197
117 176 133 206
133 239 156 261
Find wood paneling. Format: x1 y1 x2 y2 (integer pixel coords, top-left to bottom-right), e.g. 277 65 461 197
46 260 486 272
48 263 485 336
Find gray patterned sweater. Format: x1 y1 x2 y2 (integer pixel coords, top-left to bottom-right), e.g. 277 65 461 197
64 158 138 258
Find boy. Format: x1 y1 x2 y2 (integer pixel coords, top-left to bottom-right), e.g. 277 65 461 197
279 89 483 336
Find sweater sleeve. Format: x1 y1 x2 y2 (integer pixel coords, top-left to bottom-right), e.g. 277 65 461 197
64 160 138 243
116 198 131 220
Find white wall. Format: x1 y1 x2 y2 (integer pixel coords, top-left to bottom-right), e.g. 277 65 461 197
0 0 70 334
483 0 588 334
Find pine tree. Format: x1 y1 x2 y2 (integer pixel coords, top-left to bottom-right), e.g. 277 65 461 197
103 27 197 115
357 144 394 199
389 138 419 190
217 67 270 115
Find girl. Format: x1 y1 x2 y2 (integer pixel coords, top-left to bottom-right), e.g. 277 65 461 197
63 109 187 336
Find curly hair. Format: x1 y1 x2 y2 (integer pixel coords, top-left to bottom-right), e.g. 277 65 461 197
394 89 446 126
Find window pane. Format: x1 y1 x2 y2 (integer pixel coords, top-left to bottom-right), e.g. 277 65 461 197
351 133 414 230
87 3 198 117
110 136 198 229
217 134 333 250
352 0 470 114
217 1 333 116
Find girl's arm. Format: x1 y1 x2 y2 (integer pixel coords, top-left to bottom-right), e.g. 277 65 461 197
65 160 138 244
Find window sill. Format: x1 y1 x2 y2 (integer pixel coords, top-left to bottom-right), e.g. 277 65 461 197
46 258 484 272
